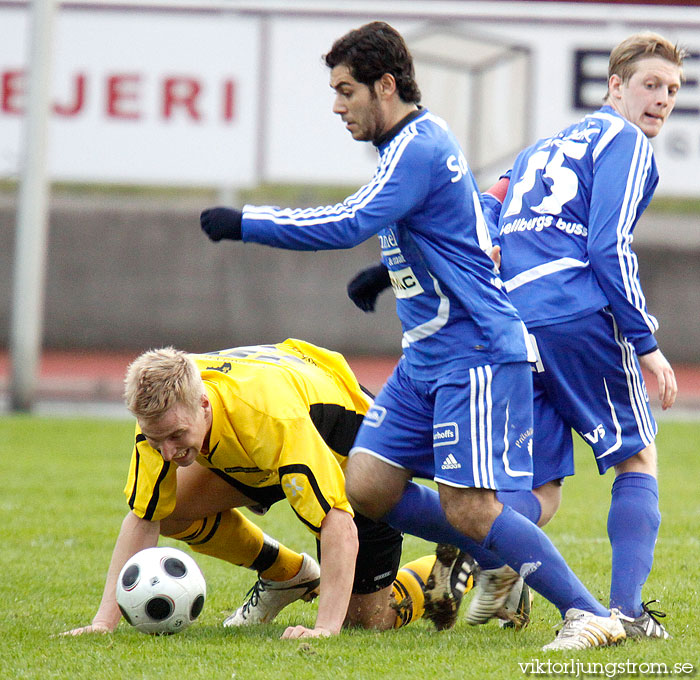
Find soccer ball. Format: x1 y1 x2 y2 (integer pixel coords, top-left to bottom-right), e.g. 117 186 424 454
116 546 206 635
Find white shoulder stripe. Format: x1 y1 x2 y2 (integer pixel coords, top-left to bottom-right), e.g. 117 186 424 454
589 111 625 161
421 111 449 131
244 124 418 228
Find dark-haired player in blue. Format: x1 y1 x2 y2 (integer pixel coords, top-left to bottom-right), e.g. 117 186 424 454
200 21 626 649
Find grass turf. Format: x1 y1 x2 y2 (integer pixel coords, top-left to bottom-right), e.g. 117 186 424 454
1 415 698 680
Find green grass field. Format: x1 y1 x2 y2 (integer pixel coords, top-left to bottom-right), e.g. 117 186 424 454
1 415 698 680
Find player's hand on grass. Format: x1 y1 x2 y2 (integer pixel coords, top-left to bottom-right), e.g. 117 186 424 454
347 263 391 312
60 622 113 636
281 624 334 639
639 348 677 410
200 207 243 241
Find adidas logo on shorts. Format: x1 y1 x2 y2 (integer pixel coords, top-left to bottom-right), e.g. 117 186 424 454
441 453 462 470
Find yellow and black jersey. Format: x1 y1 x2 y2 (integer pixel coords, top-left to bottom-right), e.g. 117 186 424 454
124 339 372 536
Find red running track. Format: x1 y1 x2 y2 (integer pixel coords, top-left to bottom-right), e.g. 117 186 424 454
1 351 699 410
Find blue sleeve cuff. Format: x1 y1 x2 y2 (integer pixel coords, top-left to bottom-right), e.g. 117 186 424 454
635 336 658 355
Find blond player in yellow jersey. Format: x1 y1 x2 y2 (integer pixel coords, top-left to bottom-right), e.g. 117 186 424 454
63 339 473 639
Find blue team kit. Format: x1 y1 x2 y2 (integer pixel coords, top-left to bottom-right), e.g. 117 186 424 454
240 108 535 489
495 105 660 476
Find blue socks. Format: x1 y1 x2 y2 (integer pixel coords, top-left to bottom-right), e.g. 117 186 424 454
607 472 660 618
384 482 610 618
483 505 610 618
381 481 505 570
497 489 542 524
497 474 661 618
384 483 611 618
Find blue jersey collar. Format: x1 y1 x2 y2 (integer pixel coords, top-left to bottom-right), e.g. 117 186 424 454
374 107 423 148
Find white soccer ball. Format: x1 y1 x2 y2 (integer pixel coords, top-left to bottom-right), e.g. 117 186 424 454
116 546 206 635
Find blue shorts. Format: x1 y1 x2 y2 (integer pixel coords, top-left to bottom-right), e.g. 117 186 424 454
350 358 534 491
529 308 657 486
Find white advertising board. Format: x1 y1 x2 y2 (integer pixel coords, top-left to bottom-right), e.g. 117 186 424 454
0 4 261 186
0 1 698 194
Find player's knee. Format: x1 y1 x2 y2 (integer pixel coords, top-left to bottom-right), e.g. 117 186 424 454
345 478 393 520
533 480 563 526
615 443 658 476
344 453 405 520
344 590 395 631
159 516 193 537
439 485 498 541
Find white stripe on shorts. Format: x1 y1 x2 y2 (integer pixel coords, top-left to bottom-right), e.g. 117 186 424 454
607 311 656 445
470 365 495 489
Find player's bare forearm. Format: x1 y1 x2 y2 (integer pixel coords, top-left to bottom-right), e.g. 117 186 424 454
281 508 358 639
639 348 678 410
62 512 160 635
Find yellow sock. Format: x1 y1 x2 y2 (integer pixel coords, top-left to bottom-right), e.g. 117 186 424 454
391 555 436 628
167 509 303 581
259 542 304 581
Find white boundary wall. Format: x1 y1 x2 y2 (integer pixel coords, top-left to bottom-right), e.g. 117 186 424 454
0 0 698 194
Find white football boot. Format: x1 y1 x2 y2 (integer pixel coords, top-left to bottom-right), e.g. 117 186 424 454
465 564 521 625
542 608 626 651
223 553 320 627
618 600 670 639
497 576 533 630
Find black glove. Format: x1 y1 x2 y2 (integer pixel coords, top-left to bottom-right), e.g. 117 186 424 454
347 263 391 312
200 207 243 241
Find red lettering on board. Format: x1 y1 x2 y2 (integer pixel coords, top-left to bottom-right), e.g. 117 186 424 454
106 74 141 120
162 77 201 121
1 70 24 114
54 73 86 116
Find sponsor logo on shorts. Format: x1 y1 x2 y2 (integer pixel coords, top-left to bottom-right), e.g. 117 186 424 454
441 453 462 470
515 427 533 449
519 561 541 579
363 405 387 428
582 423 606 444
433 422 459 447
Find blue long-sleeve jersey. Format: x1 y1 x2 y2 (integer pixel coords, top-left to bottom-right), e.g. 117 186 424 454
494 105 659 354
241 108 531 379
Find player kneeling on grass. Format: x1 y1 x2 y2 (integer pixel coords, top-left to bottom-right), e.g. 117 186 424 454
62 339 474 639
